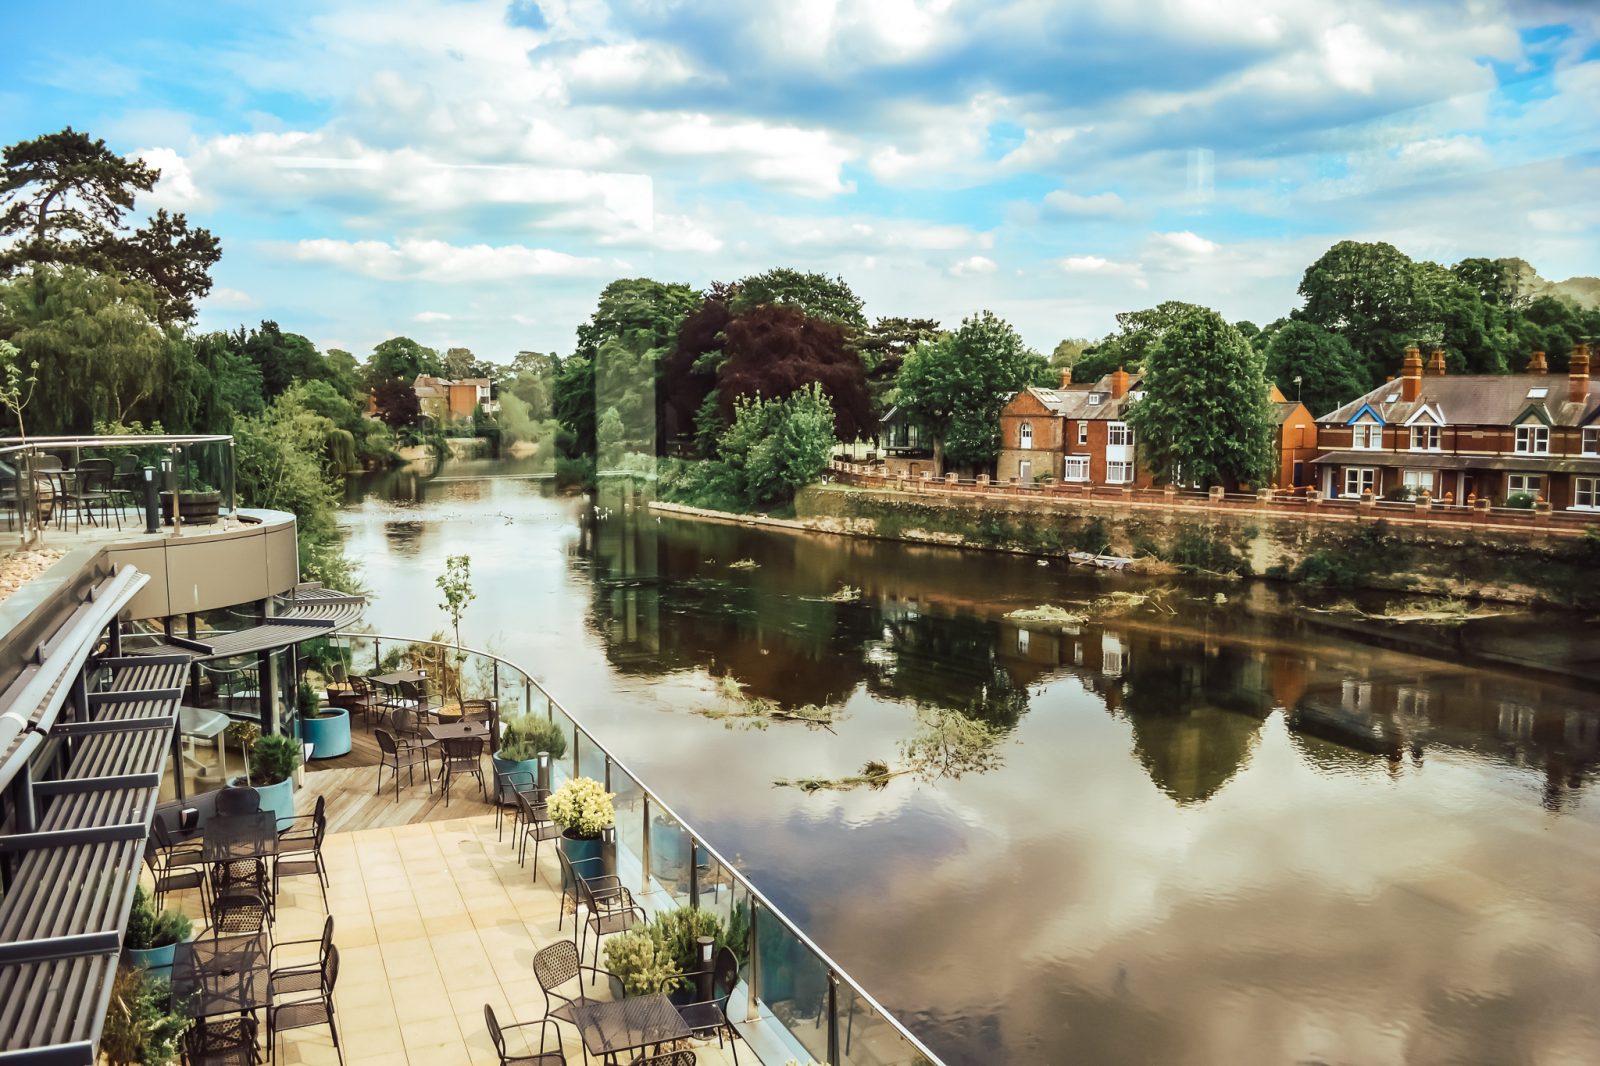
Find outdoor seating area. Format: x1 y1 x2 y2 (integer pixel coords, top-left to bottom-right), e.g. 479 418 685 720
148 801 746 1066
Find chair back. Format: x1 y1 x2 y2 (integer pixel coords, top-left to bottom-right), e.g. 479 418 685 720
212 890 269 937
151 819 181 850
398 678 426 704
215 786 261 816
34 454 62 472
318 913 335 962
712 946 740 1002
322 943 340 996
375 728 400 756
390 707 418 737
77 458 113 492
636 1052 696 1066
483 1004 508 1060
328 660 349 684
555 846 606 906
533 939 581 994
442 736 483 766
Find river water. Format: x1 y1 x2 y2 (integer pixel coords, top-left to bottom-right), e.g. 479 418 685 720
340 461 1600 1066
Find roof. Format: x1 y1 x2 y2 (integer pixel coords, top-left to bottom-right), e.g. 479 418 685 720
1011 371 1144 420
1274 401 1306 426
1312 449 1600 474
1318 374 1600 428
134 584 364 662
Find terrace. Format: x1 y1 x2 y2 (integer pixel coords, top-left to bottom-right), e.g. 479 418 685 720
0 458 942 1066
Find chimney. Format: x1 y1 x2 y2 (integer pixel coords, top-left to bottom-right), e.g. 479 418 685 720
1400 345 1423 402
1571 341 1591 403
1059 367 1073 388
1425 347 1447 376
1527 350 1548 374
1109 367 1130 400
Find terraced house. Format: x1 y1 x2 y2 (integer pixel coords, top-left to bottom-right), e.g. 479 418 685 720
997 367 1154 487
1314 343 1600 510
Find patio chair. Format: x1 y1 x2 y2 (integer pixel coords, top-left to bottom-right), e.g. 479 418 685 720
387 707 434 748
151 817 207 871
439 735 486 807
484 1004 566 1066
398 677 442 721
516 786 562 880
532 940 615 1053
556 847 644 982
267 943 343 1066
635 1053 695 1066
460 697 498 733
492 766 533 842
143 837 210 921
210 888 271 940
183 1016 261 1066
273 797 329 909
676 946 742 1064
73 458 120 530
375 728 432 801
333 675 376 729
268 914 334 1001
215 785 262 816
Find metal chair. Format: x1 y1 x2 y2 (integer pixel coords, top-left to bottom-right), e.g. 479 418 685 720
532 940 614 1055
556 847 644 982
387 707 433 748
516 786 562 879
397 677 441 720
183 1016 261 1066
209 889 271 940
375 728 431 801
73 457 119 530
635 1053 695 1066
439 735 486 807
676 946 742 1063
460 697 498 734
267 943 343 1065
215 786 262 816
334 675 376 729
484 1004 565 1066
143 837 210 921
269 914 334 1002
492 766 533 842
273 798 329 910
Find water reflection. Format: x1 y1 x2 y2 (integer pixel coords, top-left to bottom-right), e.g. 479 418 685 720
344 466 1600 1066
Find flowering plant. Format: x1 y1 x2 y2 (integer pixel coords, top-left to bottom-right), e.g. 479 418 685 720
547 776 615 838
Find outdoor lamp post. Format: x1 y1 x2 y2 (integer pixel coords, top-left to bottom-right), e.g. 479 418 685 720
142 466 159 533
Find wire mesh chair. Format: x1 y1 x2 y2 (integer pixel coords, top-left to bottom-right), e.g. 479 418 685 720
375 728 432 801
517 787 562 880
143 837 211 922
73 458 120 530
635 1053 696 1066
533 940 614 1047
676 946 742 1063
210 889 271 940
439 735 486 807
273 797 329 909
215 786 262 816
556 847 644 981
267 943 343 1066
484 1004 566 1066
492 766 533 842
269 914 334 1002
183 1016 261 1066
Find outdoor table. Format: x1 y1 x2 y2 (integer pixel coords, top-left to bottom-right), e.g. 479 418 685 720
370 669 427 688
425 720 490 742
570 994 691 1062
203 811 279 865
171 930 270 1021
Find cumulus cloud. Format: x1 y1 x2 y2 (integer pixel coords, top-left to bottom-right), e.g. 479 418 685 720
1042 189 1131 219
948 255 997 276
279 238 606 282
204 287 257 309
413 310 452 322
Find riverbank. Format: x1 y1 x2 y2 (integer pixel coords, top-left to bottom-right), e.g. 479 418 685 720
651 485 1600 609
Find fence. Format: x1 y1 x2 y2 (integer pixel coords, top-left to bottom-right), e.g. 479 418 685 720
827 462 1599 540
341 632 944 1066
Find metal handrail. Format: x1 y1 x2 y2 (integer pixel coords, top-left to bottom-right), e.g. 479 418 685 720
348 630 947 1066
0 434 233 446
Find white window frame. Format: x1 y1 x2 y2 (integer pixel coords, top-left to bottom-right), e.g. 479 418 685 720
1402 469 1431 492
1106 460 1134 485
1077 420 1088 445
1107 422 1133 447
1573 476 1599 511
1507 473 1543 498
1351 421 1382 450
1409 425 1440 451
1582 427 1598 456
1062 456 1090 482
1514 424 1549 455
1344 467 1377 496
1019 421 1033 450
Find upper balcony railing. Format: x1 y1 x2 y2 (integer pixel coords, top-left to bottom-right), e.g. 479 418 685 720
0 433 237 549
337 631 945 1066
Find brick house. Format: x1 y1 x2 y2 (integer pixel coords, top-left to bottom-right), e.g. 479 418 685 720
1274 388 1320 489
1312 343 1600 509
412 375 496 424
996 368 1153 486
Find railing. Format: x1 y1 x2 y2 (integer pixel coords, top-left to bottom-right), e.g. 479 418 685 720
0 434 236 549
340 632 944 1066
828 462 1600 538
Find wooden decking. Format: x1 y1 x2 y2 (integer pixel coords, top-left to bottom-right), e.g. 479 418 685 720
298 761 501 835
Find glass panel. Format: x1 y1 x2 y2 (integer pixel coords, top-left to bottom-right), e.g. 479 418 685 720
697 847 736 929
576 728 607 784
754 900 832 1064
547 704 577 790
647 808 693 911
837 984 936 1066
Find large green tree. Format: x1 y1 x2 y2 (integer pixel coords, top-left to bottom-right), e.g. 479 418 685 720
367 336 442 384
0 127 220 321
1263 321 1368 417
1296 241 1443 382
235 320 324 401
730 268 867 331
576 278 701 359
1125 305 1275 489
1073 301 1201 382
895 311 1048 473
716 303 874 442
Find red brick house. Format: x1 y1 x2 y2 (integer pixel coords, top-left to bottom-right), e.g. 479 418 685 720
1313 343 1600 509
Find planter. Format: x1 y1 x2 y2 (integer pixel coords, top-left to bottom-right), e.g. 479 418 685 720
254 778 296 832
126 942 178 978
491 752 539 804
160 490 222 526
299 706 351 760
558 830 615 887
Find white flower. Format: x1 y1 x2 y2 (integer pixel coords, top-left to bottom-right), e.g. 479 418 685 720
547 776 616 837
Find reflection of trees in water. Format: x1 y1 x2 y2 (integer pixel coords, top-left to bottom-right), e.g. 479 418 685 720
868 611 1031 728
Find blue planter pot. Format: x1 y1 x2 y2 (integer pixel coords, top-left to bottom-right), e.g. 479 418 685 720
300 707 351 759
491 752 539 804
127 942 177 980
559 831 611 887
254 777 296 832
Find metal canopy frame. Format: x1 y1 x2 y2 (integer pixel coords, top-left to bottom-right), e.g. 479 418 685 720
131 583 365 663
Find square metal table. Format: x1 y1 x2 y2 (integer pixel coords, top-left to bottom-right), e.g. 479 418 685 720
203 811 279 865
171 931 270 1020
570 994 691 1061
425 720 490 742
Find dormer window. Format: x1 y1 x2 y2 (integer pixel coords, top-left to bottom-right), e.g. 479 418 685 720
1410 425 1440 451
1019 421 1033 450
1129 390 1145 403
1352 422 1382 450
1088 394 1103 406
1515 424 1549 455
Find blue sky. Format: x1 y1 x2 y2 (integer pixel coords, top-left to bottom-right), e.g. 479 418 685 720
5 0 1598 361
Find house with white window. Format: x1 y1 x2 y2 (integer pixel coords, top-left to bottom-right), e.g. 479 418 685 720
1312 343 1600 509
996 367 1156 486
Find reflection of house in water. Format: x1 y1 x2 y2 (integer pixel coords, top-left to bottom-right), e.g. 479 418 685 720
582 480 662 664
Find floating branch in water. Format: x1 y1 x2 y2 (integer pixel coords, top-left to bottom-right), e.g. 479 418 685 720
693 675 841 732
776 759 905 792
727 558 761 570
820 584 862 602
1004 604 1086 628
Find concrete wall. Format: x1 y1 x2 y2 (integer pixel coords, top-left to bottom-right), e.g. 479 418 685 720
100 508 300 619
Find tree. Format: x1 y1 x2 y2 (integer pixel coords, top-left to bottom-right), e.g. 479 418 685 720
1263 321 1368 417
575 278 701 359
436 553 474 700
717 303 874 442
1073 301 1201 382
443 346 478 379
718 383 837 508
0 128 219 321
235 321 324 401
660 292 732 454
858 316 940 410
551 354 596 456
367 336 441 384
1049 338 1090 367
1125 305 1274 489
371 377 421 428
895 311 1048 473
730 268 867 331
1297 241 1439 382
0 340 38 440
322 348 363 401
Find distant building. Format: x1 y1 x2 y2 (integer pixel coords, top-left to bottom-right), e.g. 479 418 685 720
411 374 496 424
873 405 937 478
1272 386 1320 489
997 367 1154 486
1313 343 1599 509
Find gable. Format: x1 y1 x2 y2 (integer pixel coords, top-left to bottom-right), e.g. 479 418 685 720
1345 403 1386 426
1402 404 1444 426
1512 404 1553 428
1002 390 1056 417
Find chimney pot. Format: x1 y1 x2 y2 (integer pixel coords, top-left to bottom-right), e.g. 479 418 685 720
1425 347 1447 376
1571 340 1591 403
1527 350 1548 374
1400 345 1423 402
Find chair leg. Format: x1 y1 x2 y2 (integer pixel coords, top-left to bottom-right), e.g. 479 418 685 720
329 1009 345 1066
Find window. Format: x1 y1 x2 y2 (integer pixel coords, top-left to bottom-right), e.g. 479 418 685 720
1017 460 1032 483
1088 393 1103 406
1106 460 1134 484
1077 421 1088 445
1583 427 1598 456
1527 387 1548 399
1514 424 1549 454
1017 629 1030 654
1019 421 1033 450
1507 474 1543 498
1344 467 1377 496
1352 422 1382 449
1574 477 1598 511
1107 422 1133 447
1062 456 1090 482
1410 425 1440 451
1402 469 1432 492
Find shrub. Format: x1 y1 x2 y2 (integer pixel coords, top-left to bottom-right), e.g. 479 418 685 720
125 885 192 951
497 714 568 762
100 965 189 1065
1504 492 1536 509
250 733 300 787
1383 486 1415 502
297 677 322 717
603 927 684 996
546 776 615 837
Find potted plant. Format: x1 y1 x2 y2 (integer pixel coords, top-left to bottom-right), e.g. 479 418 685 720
491 714 568 802
235 733 301 831
159 485 223 526
100 964 190 1066
124 885 192 976
297 676 350 760
602 906 736 1004
547 776 614 874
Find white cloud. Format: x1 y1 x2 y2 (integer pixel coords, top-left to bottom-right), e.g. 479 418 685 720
204 287 257 310
279 238 606 282
1154 231 1219 256
413 310 453 322
1042 189 1130 219
948 255 997 276
1060 255 1140 276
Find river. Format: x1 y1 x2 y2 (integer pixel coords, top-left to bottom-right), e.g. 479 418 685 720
340 460 1600 1066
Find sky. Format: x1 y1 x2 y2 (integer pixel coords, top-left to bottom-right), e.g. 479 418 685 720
4 0 1598 362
